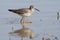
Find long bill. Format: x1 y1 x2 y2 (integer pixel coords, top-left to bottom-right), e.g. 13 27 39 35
35 8 40 12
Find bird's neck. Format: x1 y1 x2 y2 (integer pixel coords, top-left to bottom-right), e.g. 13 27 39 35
31 8 34 12
29 8 34 12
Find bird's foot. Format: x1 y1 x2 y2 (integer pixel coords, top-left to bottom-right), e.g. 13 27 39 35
20 19 32 24
20 19 25 24
25 21 32 24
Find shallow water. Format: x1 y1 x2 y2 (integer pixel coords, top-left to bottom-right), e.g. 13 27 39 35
0 0 60 40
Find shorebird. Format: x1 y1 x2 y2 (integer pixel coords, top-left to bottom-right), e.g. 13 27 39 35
8 5 40 23
9 27 34 40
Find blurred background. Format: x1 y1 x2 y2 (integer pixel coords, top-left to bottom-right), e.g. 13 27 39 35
0 0 60 40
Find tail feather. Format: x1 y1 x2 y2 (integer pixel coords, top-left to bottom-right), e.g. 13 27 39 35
8 9 17 13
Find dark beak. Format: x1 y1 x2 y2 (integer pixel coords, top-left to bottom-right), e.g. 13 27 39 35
35 8 40 12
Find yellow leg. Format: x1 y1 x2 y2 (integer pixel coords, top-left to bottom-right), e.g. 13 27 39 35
25 21 32 24
20 17 32 24
20 16 25 24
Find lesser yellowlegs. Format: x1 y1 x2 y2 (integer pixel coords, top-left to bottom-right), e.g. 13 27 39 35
8 5 40 23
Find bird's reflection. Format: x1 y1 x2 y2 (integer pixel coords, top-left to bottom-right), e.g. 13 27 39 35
9 25 34 40
9 18 34 40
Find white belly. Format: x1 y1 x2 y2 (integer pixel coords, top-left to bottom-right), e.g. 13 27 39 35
22 13 32 17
